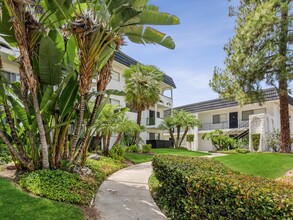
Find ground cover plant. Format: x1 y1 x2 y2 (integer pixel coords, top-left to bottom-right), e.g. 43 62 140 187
152 155 293 219
0 178 83 220
19 156 126 205
214 153 293 179
124 148 209 164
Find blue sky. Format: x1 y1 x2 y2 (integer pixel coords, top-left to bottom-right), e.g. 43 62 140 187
121 0 236 107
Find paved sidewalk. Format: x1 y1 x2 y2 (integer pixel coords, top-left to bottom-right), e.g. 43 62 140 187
95 162 166 220
203 152 228 158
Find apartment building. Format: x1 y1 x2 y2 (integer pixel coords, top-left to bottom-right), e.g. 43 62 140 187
165 89 293 152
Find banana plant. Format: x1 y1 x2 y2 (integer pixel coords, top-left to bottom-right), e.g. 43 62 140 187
0 0 179 169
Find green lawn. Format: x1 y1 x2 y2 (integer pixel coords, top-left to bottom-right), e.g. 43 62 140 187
214 153 293 179
124 148 209 164
0 178 83 220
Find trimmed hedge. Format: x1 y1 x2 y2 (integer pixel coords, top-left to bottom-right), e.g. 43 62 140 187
152 155 293 219
19 170 98 205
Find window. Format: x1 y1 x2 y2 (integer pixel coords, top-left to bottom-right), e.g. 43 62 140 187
242 108 266 121
1 71 17 83
109 98 120 105
213 114 227 124
111 71 120 81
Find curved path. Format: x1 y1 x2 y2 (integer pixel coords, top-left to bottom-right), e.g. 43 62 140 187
95 162 166 220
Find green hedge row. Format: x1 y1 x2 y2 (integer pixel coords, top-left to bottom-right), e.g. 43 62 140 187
152 155 293 219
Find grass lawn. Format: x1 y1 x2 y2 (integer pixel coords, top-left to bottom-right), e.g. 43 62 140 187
0 178 83 220
124 148 209 164
214 153 293 179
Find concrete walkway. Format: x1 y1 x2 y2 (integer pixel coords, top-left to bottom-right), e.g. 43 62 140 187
203 152 228 158
95 162 167 220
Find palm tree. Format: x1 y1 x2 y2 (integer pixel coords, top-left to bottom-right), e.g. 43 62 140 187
160 110 201 148
124 64 164 144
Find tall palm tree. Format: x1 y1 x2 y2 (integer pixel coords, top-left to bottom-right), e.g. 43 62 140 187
124 64 163 144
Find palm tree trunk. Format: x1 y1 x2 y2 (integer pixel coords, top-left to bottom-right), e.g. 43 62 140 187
7 1 49 168
113 133 123 146
135 111 142 145
168 129 175 147
0 130 34 170
279 2 291 153
175 126 181 148
179 128 189 148
3 103 26 156
69 94 86 160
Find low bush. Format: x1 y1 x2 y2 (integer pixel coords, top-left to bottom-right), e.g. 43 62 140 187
19 170 98 205
152 155 293 219
142 144 152 153
0 144 12 165
235 148 250 154
109 145 125 161
125 145 140 153
86 157 126 177
252 133 261 151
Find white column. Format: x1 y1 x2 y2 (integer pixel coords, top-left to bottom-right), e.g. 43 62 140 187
273 104 280 130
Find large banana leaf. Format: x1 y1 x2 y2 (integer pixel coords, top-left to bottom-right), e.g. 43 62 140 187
0 4 16 46
122 26 176 49
48 30 65 62
138 10 180 25
7 96 30 130
59 76 78 119
40 86 54 110
39 36 62 85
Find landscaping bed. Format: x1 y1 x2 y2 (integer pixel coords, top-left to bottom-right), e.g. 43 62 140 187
125 148 209 164
152 154 293 219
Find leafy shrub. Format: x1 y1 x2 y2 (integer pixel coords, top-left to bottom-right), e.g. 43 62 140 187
109 145 125 161
235 148 250 154
252 133 260 152
125 145 140 153
85 157 126 176
202 129 237 150
19 170 98 205
267 129 280 152
142 144 152 153
186 134 194 142
0 144 12 165
152 155 293 219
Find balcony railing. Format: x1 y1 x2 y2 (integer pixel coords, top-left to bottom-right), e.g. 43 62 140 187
199 120 249 131
158 94 172 108
146 117 163 127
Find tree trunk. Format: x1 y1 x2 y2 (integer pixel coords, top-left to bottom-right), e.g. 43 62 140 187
279 81 291 152
168 129 175 148
0 130 34 170
69 94 86 160
7 1 49 168
113 132 123 147
175 126 181 148
3 103 26 156
135 110 142 145
179 128 189 148
278 1 291 153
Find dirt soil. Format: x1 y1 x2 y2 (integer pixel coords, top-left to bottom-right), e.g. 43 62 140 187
0 163 17 180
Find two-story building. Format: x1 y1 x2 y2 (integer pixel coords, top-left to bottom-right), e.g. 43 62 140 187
165 89 293 152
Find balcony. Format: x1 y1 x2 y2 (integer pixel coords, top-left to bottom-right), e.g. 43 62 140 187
146 117 163 128
157 94 172 108
199 120 249 131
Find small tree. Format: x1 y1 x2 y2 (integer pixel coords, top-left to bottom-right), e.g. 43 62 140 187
124 64 164 144
186 134 194 150
160 110 200 148
202 130 236 151
267 129 280 152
